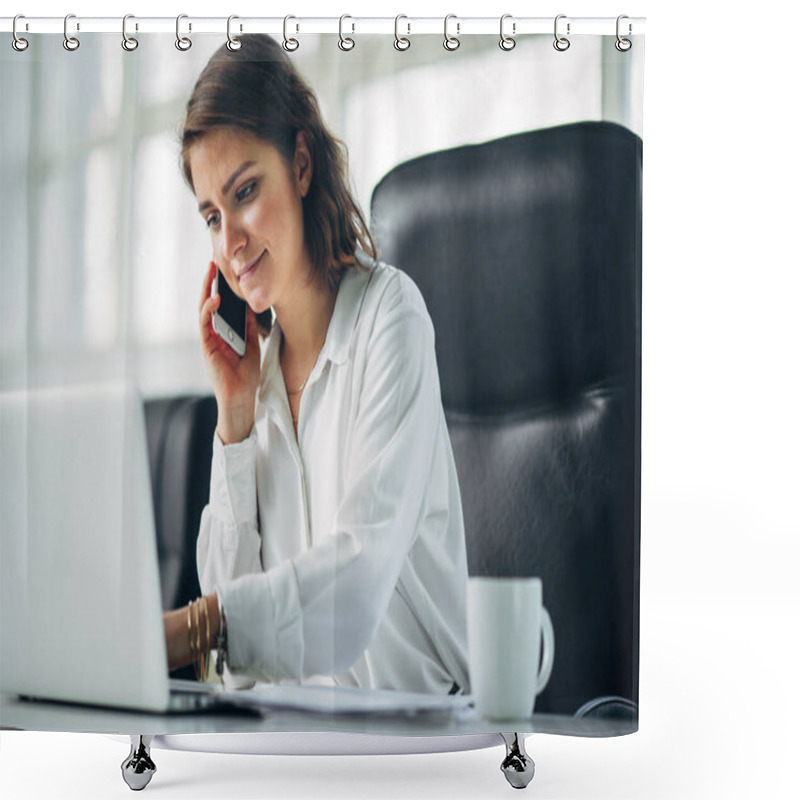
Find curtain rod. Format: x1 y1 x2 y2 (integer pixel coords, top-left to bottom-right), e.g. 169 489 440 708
2 16 646 37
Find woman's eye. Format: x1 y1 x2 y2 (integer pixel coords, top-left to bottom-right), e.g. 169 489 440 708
205 213 219 229
236 181 256 203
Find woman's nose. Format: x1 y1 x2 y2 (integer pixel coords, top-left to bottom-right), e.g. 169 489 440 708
220 215 246 261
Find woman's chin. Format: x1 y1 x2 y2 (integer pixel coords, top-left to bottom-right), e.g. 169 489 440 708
244 290 271 316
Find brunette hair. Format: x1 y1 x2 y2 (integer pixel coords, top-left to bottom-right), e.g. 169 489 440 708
180 34 376 333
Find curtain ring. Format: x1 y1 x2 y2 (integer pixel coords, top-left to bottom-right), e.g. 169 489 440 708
283 15 299 52
499 14 516 51
63 13 80 51
176 14 192 51
12 15 29 52
226 15 242 51
338 14 355 51
122 14 138 51
394 15 410 51
615 15 632 52
443 14 460 51
553 14 570 52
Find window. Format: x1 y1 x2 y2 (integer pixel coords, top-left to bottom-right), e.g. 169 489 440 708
1 33 641 397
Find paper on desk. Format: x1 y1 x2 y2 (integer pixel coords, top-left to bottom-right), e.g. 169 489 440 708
220 683 475 717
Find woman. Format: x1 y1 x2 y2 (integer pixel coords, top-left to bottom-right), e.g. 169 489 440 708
163 34 469 695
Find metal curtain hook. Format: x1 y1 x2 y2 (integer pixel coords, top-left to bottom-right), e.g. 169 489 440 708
394 15 410 51
553 14 570 52
499 14 516 51
122 14 138 51
63 13 80 51
12 14 29 51
616 15 632 51
176 14 192 51
283 15 299 52
443 14 460 51
227 15 242 51
338 14 355 51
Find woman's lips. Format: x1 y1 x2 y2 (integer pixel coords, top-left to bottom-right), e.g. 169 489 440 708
238 250 265 285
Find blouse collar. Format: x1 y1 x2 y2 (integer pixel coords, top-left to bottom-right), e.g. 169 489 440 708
324 260 374 366
257 259 376 406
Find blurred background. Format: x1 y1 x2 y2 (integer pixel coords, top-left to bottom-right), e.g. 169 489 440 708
1 31 642 396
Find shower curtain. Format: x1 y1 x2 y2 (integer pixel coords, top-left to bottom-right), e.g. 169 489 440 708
1 15 645 748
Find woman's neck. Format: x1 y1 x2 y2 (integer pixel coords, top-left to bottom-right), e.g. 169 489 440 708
275 276 337 365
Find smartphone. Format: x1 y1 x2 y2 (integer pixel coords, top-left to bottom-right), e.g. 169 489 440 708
212 267 247 357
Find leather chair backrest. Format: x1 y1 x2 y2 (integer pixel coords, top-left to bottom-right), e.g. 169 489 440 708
370 121 642 715
144 395 216 614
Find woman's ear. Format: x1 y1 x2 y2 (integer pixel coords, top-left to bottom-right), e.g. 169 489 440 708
293 131 313 198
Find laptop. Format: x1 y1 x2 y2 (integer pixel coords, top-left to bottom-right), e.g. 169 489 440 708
0 382 230 714
0 381 474 720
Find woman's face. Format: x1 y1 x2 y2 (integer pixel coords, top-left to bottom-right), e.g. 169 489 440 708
189 127 313 315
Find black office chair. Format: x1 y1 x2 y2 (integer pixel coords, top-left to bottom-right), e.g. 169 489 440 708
370 120 642 720
144 395 216 679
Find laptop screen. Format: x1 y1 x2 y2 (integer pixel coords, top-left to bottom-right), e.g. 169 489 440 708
1 383 171 712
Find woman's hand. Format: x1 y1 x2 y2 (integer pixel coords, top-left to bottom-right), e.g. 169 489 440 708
163 594 221 673
199 261 262 444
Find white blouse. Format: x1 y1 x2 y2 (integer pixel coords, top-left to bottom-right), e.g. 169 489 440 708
197 261 470 694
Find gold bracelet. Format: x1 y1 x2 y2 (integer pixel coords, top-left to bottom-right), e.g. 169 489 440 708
193 598 203 682
187 600 196 665
195 598 202 656
202 596 210 655
187 597 214 682
200 596 211 682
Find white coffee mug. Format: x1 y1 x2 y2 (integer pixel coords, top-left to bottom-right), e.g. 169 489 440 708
467 576 555 720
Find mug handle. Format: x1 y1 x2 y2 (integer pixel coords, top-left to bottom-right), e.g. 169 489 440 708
535 607 555 695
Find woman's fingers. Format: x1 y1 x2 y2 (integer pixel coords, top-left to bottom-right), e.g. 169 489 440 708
199 261 223 347
199 261 216 314
199 293 221 336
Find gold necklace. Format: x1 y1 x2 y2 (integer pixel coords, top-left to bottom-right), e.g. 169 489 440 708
286 379 308 397
284 341 322 433
281 292 336 424
282 333 327 397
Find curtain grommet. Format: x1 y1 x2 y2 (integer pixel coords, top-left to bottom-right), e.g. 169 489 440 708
443 14 460 51
63 13 80 51
226 15 242 51
282 15 299 52
176 14 192 51
553 14 570 52
338 14 355 51
12 15 29 52
499 14 516 51
615 15 632 51
394 15 411 51
121 14 138 51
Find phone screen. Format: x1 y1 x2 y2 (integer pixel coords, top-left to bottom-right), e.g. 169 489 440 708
216 268 247 340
